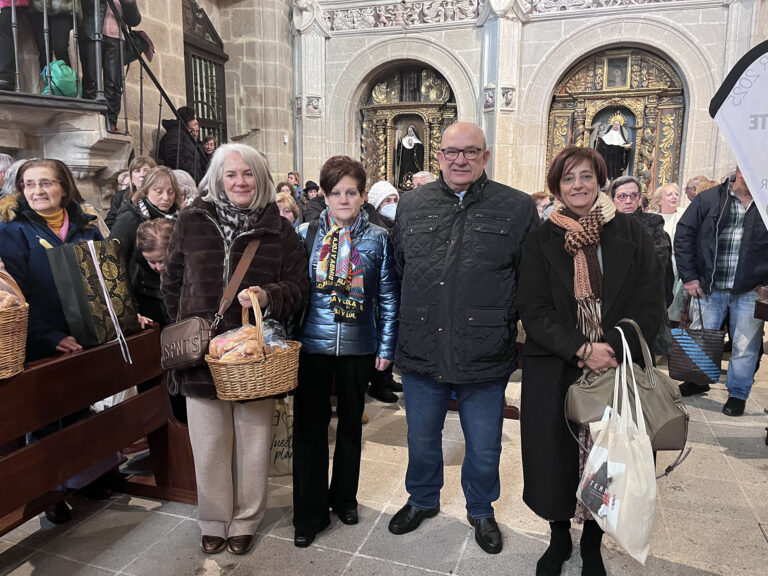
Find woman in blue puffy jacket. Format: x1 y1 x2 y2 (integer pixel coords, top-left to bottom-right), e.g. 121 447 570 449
292 155 399 548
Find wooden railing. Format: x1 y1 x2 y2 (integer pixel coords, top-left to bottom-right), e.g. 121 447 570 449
0 325 196 536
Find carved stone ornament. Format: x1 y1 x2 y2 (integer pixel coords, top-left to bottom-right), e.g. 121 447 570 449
306 96 322 116
528 0 682 14
500 87 515 109
421 71 452 103
323 0 486 32
293 0 320 32
483 87 496 110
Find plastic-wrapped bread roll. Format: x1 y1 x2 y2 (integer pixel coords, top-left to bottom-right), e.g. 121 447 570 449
0 291 21 310
209 325 261 358
219 339 265 362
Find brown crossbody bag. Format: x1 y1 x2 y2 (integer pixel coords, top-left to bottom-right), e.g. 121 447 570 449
160 239 261 370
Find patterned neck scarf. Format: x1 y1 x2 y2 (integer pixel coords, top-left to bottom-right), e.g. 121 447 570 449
214 198 254 245
548 192 616 342
315 211 365 322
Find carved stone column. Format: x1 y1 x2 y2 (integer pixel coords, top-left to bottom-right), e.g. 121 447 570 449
374 118 388 183
428 115 443 175
638 103 659 196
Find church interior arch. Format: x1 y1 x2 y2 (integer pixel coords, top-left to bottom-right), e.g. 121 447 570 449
545 47 687 197
358 64 457 191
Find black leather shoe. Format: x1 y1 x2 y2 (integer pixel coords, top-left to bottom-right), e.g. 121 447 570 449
294 518 330 548
388 503 439 535
201 535 227 554
368 385 398 403
387 378 403 392
227 535 253 555
44 501 71 525
467 513 503 554
722 397 745 416
334 508 359 525
678 381 710 397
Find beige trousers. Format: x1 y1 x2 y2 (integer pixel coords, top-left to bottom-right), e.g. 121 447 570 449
186 396 274 538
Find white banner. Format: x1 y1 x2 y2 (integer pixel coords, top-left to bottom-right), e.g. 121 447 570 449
710 40 768 229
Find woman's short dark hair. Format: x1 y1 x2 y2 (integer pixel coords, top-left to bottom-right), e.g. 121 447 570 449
608 175 642 198
546 146 608 197
17 159 80 208
319 156 366 197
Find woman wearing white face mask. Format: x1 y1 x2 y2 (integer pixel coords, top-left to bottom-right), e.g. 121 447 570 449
368 181 400 234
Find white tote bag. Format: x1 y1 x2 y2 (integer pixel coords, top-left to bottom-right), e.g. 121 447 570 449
576 327 657 564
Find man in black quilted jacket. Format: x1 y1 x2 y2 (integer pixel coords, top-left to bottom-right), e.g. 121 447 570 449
388 122 538 554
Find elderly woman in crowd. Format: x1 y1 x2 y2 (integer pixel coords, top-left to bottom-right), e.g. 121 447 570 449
105 156 157 228
109 166 180 272
172 168 199 207
276 190 300 227
162 143 308 555
292 156 399 548
517 146 664 576
650 183 681 242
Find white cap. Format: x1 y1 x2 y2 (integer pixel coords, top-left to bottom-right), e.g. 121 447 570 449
368 180 399 210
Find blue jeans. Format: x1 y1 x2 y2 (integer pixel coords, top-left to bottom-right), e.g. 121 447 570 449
402 371 506 518
690 289 764 400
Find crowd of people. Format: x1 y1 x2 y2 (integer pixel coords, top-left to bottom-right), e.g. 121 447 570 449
0 116 764 575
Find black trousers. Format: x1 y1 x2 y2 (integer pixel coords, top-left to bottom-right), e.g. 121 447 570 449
29 12 72 72
80 35 123 125
0 7 30 85
370 361 393 389
292 351 373 533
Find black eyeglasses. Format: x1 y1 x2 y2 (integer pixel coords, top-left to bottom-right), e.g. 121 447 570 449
439 147 483 161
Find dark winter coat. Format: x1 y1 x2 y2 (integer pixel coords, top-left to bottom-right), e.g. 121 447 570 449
675 181 768 294
297 209 399 359
80 0 140 36
108 198 176 264
517 212 664 521
302 194 327 222
157 119 209 184
161 197 309 398
0 197 101 360
104 188 127 229
131 257 169 327
393 172 539 383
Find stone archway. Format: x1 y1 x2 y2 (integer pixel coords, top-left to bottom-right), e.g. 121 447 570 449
516 15 719 195
546 47 686 195
326 36 478 161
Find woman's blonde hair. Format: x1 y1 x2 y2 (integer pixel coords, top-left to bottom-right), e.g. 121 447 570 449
650 183 679 213
695 180 719 196
276 191 300 220
199 143 275 212
132 166 182 208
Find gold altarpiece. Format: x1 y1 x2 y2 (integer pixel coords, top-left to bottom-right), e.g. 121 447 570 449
360 69 456 191
547 49 686 196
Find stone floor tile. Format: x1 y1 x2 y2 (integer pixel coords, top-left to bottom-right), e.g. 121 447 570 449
658 475 752 517
230 535 352 575
358 506 470 573
722 453 768 485
0 541 35 576
40 503 184 572
356 460 405 505
456 524 546 576
709 423 768 455
684 420 718 446
0 551 115 576
661 509 767 575
360 429 409 465
109 495 197 519
656 445 731 482
121 519 240 576
345 555 448 575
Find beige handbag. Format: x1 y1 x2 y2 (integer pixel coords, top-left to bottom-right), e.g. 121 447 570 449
160 239 261 370
565 318 690 476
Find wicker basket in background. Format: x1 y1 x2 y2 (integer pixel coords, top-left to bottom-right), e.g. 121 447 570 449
0 269 29 379
206 292 300 401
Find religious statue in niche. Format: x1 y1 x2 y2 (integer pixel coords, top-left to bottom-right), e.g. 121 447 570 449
591 112 632 180
394 124 425 191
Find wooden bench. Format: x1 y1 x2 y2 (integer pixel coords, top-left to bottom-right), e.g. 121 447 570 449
0 326 196 537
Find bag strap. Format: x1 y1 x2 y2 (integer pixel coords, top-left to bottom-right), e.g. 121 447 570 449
212 238 261 328
617 318 658 384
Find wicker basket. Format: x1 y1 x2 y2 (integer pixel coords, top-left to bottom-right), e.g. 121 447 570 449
0 270 29 379
206 292 301 401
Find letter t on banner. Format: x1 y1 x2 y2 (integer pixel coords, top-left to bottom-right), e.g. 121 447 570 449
709 39 768 228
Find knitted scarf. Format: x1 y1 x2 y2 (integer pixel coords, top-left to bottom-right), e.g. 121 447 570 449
315 211 365 322
548 192 616 343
